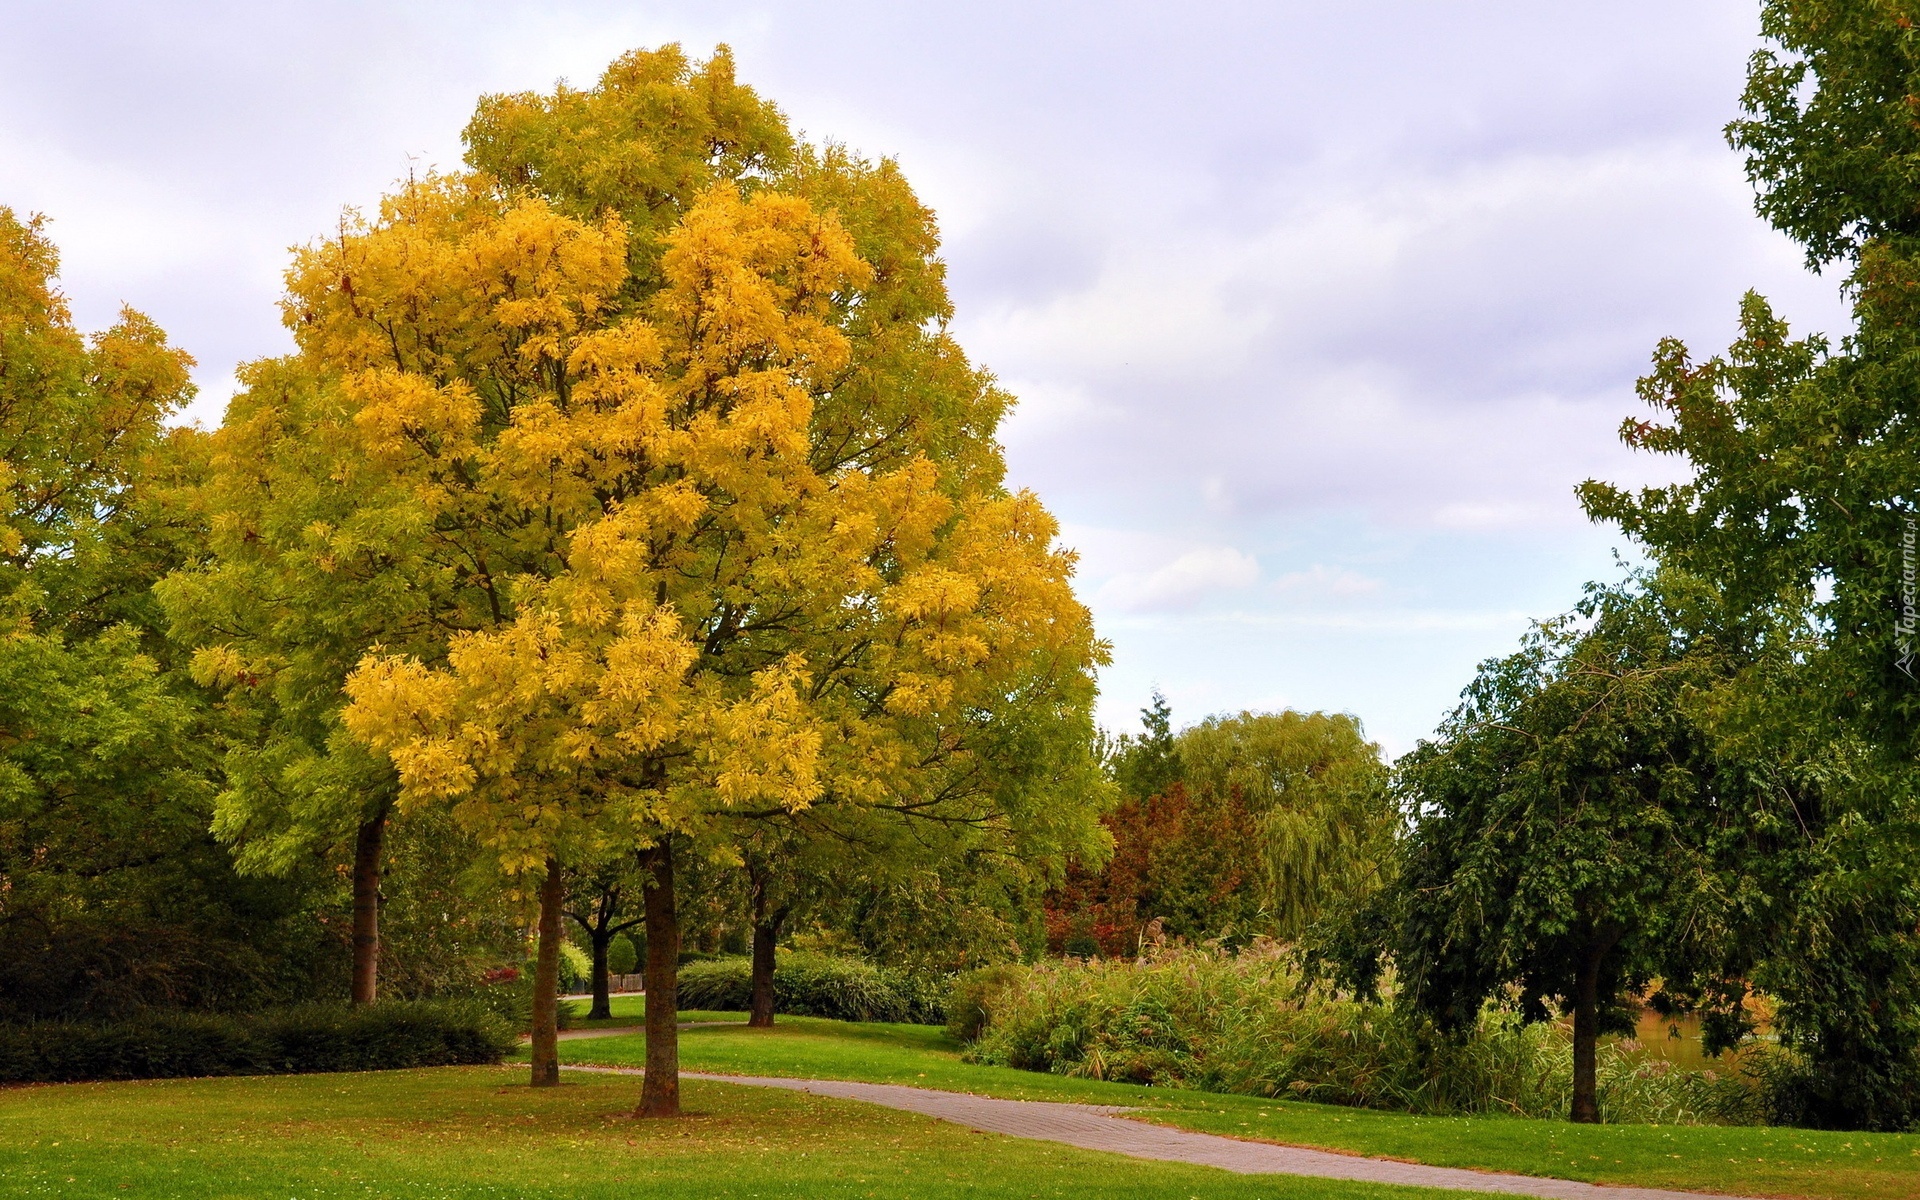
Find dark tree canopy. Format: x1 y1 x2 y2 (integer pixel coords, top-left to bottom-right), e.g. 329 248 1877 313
1339 586 1749 1123
1578 1 1920 1129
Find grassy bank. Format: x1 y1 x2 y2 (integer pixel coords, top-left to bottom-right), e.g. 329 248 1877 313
1 1064 1466 1200
562 1015 1920 1200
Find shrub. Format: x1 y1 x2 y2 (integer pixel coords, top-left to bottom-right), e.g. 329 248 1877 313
677 952 944 1024
465 969 577 1031
0 1000 516 1084
557 942 592 992
963 947 1777 1125
946 964 1029 1042
607 934 639 976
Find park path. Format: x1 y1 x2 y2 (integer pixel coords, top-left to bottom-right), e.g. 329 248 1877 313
565 1066 1765 1200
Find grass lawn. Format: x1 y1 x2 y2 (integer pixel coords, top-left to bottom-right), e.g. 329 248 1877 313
561 1016 1920 1200
1 1065 1477 1200
570 995 742 1029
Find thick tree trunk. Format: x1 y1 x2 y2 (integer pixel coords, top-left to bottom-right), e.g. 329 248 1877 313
589 927 613 1021
350 814 385 1006
529 858 565 1088
638 839 680 1117
1570 945 1604 1124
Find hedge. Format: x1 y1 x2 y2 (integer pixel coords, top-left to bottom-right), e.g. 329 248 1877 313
0 999 517 1084
676 952 945 1024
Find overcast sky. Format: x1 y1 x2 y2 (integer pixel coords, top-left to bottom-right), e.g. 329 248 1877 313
0 1 1849 751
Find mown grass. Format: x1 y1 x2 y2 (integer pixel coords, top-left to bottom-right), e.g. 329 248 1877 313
0 1064 1471 1200
571 996 742 1028
561 1016 1920 1200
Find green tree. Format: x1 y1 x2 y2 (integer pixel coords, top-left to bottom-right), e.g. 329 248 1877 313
1337 585 1746 1123
158 355 414 1008
1576 0 1920 1127
0 209 321 1018
564 857 648 1021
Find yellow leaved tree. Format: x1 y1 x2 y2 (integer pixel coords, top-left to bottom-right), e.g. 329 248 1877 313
319 182 1102 1111
177 46 1109 1114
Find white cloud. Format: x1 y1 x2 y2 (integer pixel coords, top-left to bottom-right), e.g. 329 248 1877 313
1273 564 1382 600
1096 546 1260 614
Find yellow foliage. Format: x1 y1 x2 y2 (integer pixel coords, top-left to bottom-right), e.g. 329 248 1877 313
218 112 1108 880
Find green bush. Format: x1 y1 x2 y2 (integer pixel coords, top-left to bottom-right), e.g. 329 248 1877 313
946 964 1029 1042
557 942 591 992
459 972 576 1031
607 934 639 976
676 952 944 1024
0 1000 517 1084
963 947 1778 1125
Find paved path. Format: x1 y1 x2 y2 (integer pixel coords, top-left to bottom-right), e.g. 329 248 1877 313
566 1066 1763 1200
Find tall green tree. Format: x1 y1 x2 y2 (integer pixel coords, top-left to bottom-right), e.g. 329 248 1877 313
1336 585 1747 1124
159 355 415 1007
0 209 320 1018
1577 0 1920 1127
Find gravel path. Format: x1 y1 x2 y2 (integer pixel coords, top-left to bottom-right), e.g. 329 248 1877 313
565 1066 1764 1200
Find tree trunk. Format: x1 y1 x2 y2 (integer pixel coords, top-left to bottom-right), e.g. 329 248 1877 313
1570 944 1604 1124
350 814 385 1006
638 839 680 1117
529 857 564 1088
749 916 778 1028
589 926 613 1021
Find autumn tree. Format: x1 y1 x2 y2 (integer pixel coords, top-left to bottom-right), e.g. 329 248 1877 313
465 43 1109 1046
1049 697 1392 954
142 44 1092 1118
161 48 807 1031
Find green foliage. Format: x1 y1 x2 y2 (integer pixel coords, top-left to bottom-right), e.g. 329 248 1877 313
0 208 349 1022
1332 583 1757 1122
964 949 1774 1125
1108 692 1180 802
0 1000 515 1083
675 952 944 1024
607 932 639 976
557 941 591 992
1727 1 1920 269
1577 4 1920 1130
945 964 1030 1042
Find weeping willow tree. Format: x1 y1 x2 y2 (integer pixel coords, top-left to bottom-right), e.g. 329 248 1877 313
1049 702 1396 952
1180 711 1399 939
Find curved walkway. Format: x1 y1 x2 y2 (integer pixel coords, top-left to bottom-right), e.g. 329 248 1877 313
566 1066 1762 1200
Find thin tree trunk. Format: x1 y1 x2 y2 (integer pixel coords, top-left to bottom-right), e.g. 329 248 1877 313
749 917 779 1028
529 857 564 1088
350 813 385 1006
589 926 613 1021
638 839 680 1117
1570 944 1604 1124
745 856 785 1028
